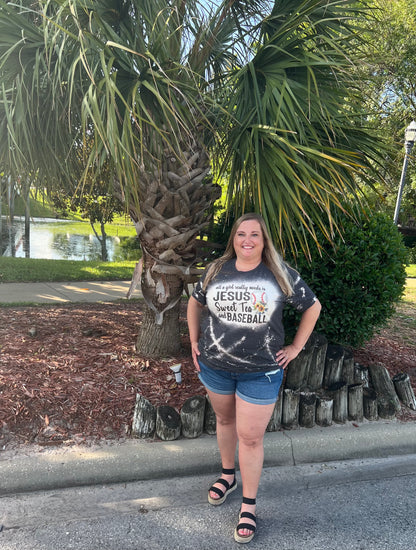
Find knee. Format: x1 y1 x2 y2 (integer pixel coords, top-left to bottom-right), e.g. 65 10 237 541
238 432 264 449
216 412 236 426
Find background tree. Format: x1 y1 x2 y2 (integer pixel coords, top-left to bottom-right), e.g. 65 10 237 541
0 0 388 356
356 0 416 224
50 149 125 261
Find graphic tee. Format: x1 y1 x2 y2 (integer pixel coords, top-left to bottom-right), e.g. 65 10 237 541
192 260 317 373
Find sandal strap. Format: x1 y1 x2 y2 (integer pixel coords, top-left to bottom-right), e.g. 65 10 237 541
209 476 234 498
236 521 256 533
237 511 257 534
242 496 256 505
222 467 235 475
240 511 256 522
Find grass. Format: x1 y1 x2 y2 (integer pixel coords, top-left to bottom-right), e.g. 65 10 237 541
2 194 62 219
0 257 136 283
406 264 416 278
403 276 416 303
29 220 136 238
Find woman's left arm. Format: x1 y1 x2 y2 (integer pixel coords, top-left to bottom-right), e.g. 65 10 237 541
276 300 322 369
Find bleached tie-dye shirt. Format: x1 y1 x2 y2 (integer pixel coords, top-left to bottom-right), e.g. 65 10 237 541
192 260 317 373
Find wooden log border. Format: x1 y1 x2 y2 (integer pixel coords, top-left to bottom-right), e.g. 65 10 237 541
131 332 415 441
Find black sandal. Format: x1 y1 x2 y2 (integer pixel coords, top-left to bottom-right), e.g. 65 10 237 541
207 467 237 506
234 497 256 544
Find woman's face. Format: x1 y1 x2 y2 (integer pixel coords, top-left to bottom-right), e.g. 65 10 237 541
233 219 264 264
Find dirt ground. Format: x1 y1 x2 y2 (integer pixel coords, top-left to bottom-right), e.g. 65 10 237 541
1 300 415 450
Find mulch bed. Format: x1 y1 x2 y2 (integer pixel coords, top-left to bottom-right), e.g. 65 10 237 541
1 301 415 449
0 302 204 448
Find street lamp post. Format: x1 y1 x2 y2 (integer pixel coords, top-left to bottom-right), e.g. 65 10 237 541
393 120 416 225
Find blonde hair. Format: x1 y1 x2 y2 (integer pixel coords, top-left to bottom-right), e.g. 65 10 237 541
202 213 294 296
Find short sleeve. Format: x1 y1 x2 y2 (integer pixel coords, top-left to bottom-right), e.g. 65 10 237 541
191 276 207 305
286 267 317 312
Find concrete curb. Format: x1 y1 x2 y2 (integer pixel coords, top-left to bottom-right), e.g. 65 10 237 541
1 420 415 496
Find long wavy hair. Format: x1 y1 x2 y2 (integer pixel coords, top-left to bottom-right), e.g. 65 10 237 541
202 213 294 296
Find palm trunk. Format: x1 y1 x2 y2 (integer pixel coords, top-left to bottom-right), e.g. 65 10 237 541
135 249 184 356
136 300 182 357
128 143 220 357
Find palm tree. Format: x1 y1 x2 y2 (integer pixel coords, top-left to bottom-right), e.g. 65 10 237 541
0 0 384 356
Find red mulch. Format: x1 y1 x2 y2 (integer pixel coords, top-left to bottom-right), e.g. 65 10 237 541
353 337 416 391
0 301 204 449
0 301 415 450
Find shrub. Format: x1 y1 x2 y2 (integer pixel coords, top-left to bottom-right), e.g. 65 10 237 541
408 246 416 264
284 210 408 348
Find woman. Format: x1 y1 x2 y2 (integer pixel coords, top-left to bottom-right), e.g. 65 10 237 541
187 213 321 544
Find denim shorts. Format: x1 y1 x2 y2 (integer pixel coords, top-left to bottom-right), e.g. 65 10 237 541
198 360 284 405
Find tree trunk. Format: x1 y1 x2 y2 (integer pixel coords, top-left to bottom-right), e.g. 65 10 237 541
329 382 348 424
7 176 15 222
363 388 378 421
342 349 355 386
181 395 206 438
100 221 108 261
323 344 345 388
24 181 30 258
368 364 401 419
136 302 182 357
316 396 333 427
156 405 181 441
285 337 315 391
131 394 156 438
392 373 416 410
306 333 328 391
348 383 363 422
299 392 317 428
127 144 221 359
282 389 300 429
354 363 369 388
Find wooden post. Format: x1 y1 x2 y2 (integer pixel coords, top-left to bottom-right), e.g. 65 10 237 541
299 392 317 428
156 405 181 441
204 396 217 435
393 373 416 410
323 344 345 388
284 336 315 390
329 382 348 424
363 388 378 421
266 387 283 432
354 363 369 388
316 396 333 427
306 333 328 391
131 394 156 438
282 389 300 429
342 349 355 386
348 383 364 422
369 364 401 419
181 395 206 438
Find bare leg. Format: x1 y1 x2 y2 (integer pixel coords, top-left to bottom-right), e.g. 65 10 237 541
236 396 276 537
206 389 237 500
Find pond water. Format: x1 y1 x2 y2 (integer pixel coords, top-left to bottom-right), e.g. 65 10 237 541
0 217 136 261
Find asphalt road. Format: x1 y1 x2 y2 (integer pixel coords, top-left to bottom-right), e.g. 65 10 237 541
1 454 416 550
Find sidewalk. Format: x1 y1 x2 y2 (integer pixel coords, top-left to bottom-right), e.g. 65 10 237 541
0 280 142 304
1 280 415 497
